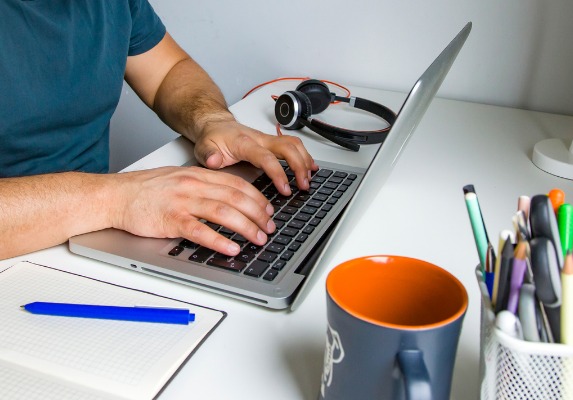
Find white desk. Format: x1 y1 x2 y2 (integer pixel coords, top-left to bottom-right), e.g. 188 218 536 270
3 82 573 399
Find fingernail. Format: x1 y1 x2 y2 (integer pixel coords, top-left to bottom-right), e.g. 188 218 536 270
227 242 240 254
283 183 292 195
267 219 276 233
303 178 309 189
257 230 267 243
266 203 274 216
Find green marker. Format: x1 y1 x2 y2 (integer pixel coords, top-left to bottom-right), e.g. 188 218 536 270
558 203 573 257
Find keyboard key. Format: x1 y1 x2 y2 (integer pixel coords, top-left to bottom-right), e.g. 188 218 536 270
271 197 288 207
302 226 315 235
244 243 263 254
263 269 279 281
282 227 299 236
275 213 292 222
280 251 294 261
179 239 198 249
189 248 214 263
312 194 328 202
333 171 348 178
316 169 333 178
258 251 278 263
267 243 285 254
244 260 270 277
232 234 248 243
294 193 311 202
168 246 184 256
296 233 309 243
300 206 317 215
288 242 301 252
288 199 305 208
294 213 311 222
282 206 298 215
307 200 323 208
235 252 256 263
318 188 333 196
272 260 287 270
273 235 292 245
309 218 321 227
207 258 246 272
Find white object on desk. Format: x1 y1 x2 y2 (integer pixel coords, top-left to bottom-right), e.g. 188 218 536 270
0 261 225 400
532 138 573 180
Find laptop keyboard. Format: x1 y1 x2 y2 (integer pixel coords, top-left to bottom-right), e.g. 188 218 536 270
166 161 357 282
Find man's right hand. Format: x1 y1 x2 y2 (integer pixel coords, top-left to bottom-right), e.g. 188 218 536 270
110 166 276 256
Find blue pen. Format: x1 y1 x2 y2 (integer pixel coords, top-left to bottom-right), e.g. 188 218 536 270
22 302 195 325
485 243 495 299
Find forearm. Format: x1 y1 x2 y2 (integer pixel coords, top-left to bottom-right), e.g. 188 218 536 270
153 58 235 142
0 172 117 259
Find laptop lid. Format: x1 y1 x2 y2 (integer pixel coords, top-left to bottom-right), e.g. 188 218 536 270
289 22 472 310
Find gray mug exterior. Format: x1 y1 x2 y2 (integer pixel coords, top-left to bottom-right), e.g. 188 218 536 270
319 292 466 400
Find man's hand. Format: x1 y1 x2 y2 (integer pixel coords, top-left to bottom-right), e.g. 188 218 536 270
194 117 318 196
111 166 276 256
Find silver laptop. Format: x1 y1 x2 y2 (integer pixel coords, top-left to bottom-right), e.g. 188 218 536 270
70 22 471 310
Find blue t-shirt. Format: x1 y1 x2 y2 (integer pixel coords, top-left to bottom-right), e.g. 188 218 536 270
0 0 166 177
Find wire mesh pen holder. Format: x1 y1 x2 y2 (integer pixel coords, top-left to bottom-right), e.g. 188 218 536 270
476 267 573 400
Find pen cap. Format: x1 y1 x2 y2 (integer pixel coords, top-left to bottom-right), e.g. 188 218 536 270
530 195 564 268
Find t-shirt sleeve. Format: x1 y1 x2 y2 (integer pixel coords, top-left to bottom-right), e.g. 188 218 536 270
128 0 167 56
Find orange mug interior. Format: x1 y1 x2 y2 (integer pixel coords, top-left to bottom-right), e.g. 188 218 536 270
327 255 468 329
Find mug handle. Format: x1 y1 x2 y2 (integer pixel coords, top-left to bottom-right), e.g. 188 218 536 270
397 350 432 400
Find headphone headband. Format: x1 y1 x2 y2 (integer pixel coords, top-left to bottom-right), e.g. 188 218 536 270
274 79 396 151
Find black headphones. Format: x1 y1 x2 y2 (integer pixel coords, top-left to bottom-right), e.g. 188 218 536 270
274 79 396 151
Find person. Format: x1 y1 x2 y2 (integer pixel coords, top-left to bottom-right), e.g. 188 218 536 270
0 1 317 260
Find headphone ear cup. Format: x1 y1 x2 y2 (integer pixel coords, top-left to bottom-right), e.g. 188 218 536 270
274 91 312 130
296 79 332 114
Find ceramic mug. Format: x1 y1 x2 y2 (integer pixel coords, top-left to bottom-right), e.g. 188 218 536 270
319 255 468 400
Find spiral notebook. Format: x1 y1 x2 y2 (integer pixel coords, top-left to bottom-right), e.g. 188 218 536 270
0 261 226 400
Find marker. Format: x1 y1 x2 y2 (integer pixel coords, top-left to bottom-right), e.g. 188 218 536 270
507 241 527 315
562 251 573 345
517 195 531 220
548 188 565 214
463 186 493 275
22 302 195 325
530 194 564 269
492 230 514 308
558 203 573 257
494 238 516 314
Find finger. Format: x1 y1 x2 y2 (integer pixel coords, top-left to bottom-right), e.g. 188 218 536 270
195 183 276 234
264 135 318 191
179 218 242 256
193 167 274 216
188 197 274 249
230 136 294 196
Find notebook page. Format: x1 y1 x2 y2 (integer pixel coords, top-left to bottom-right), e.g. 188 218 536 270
0 360 117 400
0 262 225 400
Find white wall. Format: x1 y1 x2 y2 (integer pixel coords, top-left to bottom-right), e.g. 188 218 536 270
110 0 573 171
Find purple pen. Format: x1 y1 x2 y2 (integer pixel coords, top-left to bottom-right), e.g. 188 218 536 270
507 242 527 314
